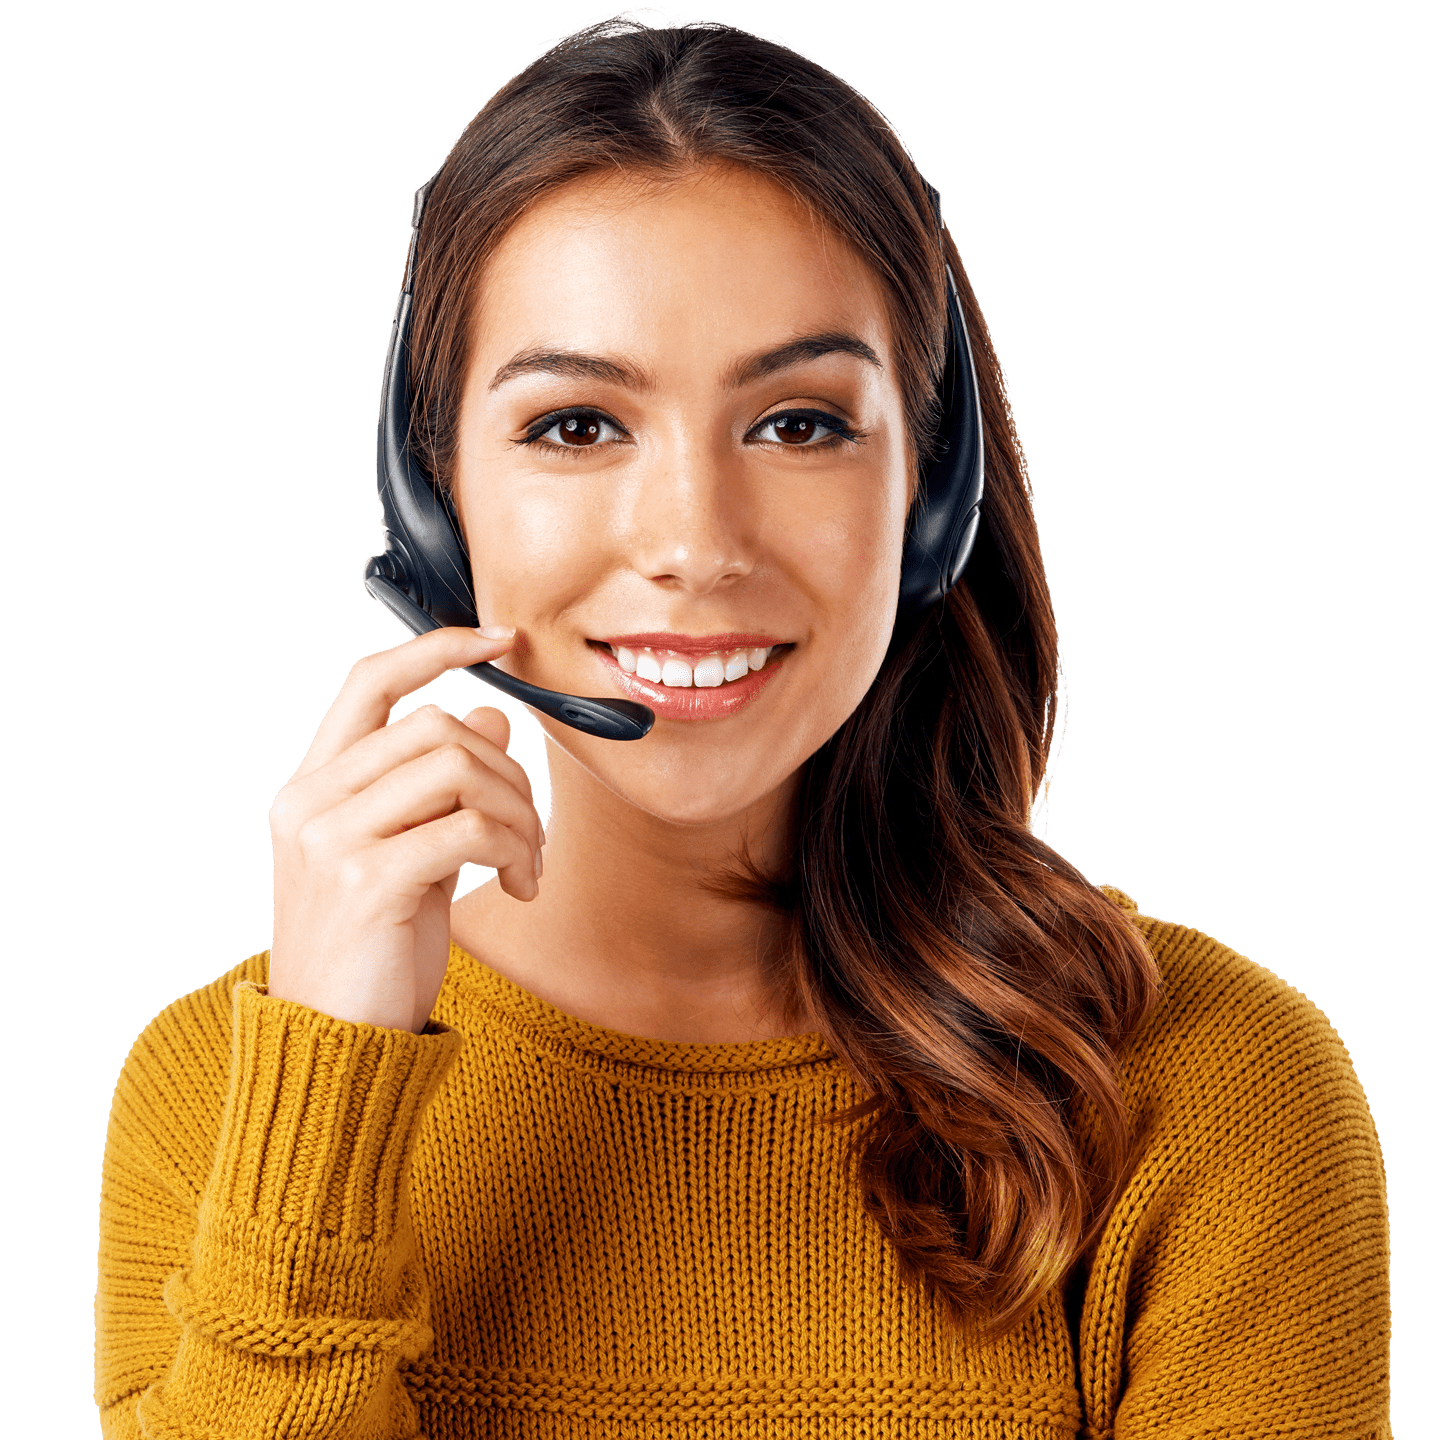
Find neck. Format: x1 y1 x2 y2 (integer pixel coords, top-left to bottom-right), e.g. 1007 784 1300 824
450 736 806 1044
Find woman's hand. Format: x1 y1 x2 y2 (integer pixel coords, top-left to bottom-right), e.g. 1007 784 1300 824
267 626 543 1034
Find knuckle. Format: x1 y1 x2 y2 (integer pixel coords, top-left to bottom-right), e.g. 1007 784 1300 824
294 813 334 861
268 785 300 836
334 853 373 894
346 653 383 689
436 740 478 775
411 703 449 734
452 809 490 845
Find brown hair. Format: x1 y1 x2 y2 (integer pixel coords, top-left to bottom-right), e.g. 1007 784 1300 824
408 19 1161 1336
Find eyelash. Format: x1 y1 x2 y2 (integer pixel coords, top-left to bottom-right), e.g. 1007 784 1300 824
516 406 864 456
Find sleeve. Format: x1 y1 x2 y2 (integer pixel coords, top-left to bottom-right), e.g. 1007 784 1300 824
96 978 463 1439
1075 945 1391 1440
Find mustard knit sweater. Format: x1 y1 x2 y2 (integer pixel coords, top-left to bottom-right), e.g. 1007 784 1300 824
94 890 1390 1438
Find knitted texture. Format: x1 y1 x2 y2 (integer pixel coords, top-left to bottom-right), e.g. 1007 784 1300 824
95 891 1390 1438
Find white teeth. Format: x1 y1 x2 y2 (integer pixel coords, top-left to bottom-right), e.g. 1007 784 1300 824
612 643 780 687
693 656 725 688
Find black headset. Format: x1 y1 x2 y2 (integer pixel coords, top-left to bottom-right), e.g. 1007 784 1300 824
365 176 984 742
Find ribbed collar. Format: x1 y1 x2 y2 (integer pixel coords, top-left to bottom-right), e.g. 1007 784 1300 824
447 942 838 1079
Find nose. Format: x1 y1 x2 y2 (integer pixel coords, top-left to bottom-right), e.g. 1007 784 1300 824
627 439 756 595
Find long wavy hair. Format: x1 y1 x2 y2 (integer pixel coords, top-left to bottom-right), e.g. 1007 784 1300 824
406 19 1161 1337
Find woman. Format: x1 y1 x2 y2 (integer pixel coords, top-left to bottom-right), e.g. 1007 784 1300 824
94 20 1390 1439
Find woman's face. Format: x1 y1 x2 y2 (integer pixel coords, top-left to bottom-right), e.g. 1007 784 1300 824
453 165 911 826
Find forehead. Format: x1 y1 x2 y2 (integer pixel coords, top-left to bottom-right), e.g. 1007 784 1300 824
472 166 895 368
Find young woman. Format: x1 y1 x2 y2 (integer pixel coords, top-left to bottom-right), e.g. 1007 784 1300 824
95 21 1390 1439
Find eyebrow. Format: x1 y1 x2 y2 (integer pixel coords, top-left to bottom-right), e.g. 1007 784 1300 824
488 349 650 391
487 330 882 393
723 331 882 388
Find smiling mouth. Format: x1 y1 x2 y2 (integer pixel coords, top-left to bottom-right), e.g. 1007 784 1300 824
598 641 788 688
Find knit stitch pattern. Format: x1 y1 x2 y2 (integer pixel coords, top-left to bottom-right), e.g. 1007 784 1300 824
95 890 1390 1438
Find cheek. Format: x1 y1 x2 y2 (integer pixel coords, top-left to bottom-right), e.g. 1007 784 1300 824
463 481 608 621
785 476 909 666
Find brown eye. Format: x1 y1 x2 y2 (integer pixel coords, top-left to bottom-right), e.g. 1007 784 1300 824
559 414 603 445
772 415 818 445
753 410 849 448
528 410 622 449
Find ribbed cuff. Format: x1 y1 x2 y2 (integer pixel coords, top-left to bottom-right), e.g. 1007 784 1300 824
179 980 462 1336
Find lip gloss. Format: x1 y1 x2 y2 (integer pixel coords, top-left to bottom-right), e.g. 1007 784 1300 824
592 645 787 721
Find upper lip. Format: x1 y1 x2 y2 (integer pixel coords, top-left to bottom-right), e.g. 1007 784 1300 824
597 632 787 657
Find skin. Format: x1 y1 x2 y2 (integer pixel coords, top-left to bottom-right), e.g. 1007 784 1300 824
268 165 911 1039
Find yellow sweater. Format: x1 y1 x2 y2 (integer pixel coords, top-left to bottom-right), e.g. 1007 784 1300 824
95 890 1390 1438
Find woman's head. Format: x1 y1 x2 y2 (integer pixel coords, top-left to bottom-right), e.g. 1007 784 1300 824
450 162 910 823
405 22 975 828
407 19 1159 1337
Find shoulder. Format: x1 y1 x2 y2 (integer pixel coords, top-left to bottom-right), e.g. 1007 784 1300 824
104 954 271 1195
1075 892 1390 1430
1099 886 1376 1139
115 953 270 1087
1093 885 1387 1288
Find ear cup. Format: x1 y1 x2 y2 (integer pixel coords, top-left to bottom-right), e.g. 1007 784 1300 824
369 275 479 628
894 263 986 619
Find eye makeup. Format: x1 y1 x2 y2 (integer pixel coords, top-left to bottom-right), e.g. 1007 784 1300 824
515 404 865 457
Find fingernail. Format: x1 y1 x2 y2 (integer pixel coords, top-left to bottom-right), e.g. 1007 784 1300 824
533 848 544 879
479 624 515 640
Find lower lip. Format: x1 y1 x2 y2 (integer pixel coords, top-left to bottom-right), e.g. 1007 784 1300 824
590 645 788 721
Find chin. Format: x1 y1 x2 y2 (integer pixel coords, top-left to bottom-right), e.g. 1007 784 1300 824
625 780 774 829
617 759 799 830
545 721 808 831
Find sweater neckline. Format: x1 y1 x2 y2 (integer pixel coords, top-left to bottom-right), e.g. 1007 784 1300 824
448 942 838 1077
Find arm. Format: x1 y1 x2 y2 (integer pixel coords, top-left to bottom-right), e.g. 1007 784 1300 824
96 974 461 1438
1075 933 1390 1439
98 628 541 1434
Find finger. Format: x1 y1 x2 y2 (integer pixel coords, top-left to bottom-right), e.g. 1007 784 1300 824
305 743 543 858
462 706 510 753
377 807 540 901
295 703 534 811
465 706 548 845
295 626 516 779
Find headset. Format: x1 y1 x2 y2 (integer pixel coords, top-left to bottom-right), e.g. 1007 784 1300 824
365 176 984 742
